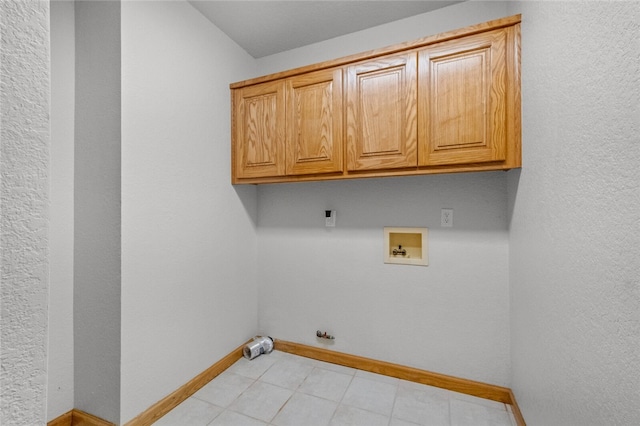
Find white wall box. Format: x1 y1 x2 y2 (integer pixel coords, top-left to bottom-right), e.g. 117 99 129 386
384 227 428 266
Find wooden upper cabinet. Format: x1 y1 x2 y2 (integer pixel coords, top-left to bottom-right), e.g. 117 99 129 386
233 80 285 179
418 27 512 166
230 15 521 184
346 52 418 171
286 68 343 175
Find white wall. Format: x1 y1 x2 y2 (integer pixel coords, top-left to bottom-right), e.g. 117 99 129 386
258 174 511 385
507 2 640 425
256 0 509 74
48 0 75 420
74 1 122 421
254 1 512 387
120 1 258 422
41 1 640 424
0 1 50 424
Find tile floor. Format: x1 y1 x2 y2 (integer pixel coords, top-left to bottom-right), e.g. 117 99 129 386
154 350 517 426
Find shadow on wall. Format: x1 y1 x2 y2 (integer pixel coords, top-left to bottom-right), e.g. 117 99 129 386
255 172 510 232
233 184 258 228
506 168 521 230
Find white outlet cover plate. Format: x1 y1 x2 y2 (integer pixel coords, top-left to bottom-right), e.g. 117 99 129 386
325 211 336 227
441 208 453 227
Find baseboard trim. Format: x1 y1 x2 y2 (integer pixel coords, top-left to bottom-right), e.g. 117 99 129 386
48 409 115 426
48 411 73 426
276 340 526 425
509 389 527 426
123 339 250 426
50 338 526 426
72 410 116 426
275 339 516 406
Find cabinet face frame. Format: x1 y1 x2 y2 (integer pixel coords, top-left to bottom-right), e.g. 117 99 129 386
346 52 418 171
233 80 286 179
230 15 521 184
285 68 343 176
418 28 510 167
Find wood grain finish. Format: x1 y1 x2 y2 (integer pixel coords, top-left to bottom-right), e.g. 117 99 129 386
506 22 522 170
71 410 116 426
47 410 115 426
275 339 513 404
419 28 509 166
123 340 248 426
233 80 286 179
346 52 418 171
509 389 527 426
231 14 521 184
48 411 73 426
286 68 343 175
230 160 517 184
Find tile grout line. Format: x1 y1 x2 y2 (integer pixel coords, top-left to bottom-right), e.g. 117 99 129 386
268 356 303 426
166 350 515 426
387 377 401 426
329 365 357 426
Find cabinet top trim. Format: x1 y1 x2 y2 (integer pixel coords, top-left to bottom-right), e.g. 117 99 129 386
230 14 521 89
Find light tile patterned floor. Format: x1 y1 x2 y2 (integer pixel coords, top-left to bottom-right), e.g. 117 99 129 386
153 350 517 426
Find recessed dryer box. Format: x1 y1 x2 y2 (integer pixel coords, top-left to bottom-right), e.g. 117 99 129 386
384 227 428 266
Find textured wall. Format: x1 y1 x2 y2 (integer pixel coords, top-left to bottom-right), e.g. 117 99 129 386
0 0 50 424
508 2 640 425
74 1 121 422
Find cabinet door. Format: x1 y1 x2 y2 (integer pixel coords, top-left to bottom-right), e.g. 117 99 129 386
286 68 343 175
346 53 418 171
418 28 508 166
233 80 285 179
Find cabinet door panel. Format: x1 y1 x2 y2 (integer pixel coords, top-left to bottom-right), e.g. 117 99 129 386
286 68 343 175
346 53 417 171
234 80 285 178
419 29 507 166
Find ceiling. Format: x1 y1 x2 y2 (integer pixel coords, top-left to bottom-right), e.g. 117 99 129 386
188 1 462 58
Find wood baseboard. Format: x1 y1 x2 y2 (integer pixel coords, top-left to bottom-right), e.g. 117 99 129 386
275 339 526 425
48 411 73 426
509 389 527 426
49 341 248 426
123 339 250 426
48 409 115 426
50 338 526 426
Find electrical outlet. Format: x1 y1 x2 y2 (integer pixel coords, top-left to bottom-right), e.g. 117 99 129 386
325 210 336 227
441 208 453 227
